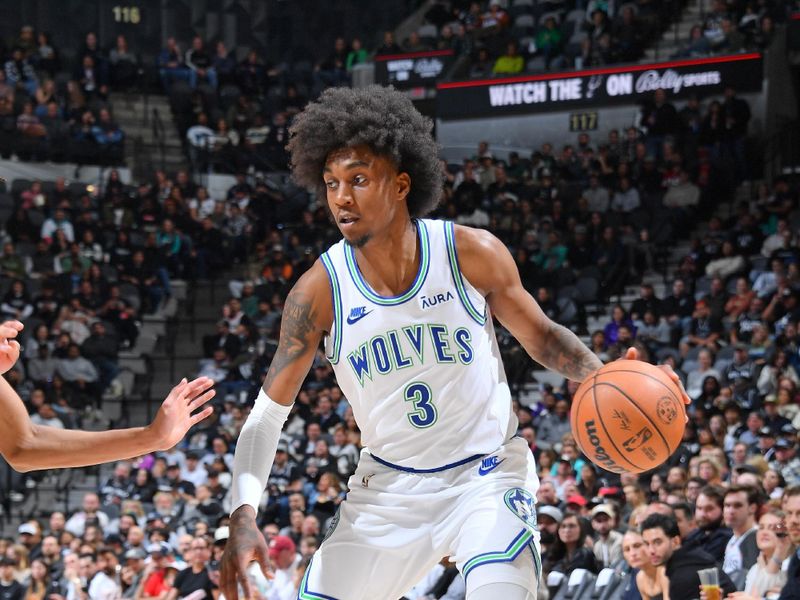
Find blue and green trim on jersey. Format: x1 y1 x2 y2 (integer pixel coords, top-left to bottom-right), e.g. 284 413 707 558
444 220 487 326
344 219 431 305
320 252 343 364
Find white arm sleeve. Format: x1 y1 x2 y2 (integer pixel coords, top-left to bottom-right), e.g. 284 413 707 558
230 389 293 514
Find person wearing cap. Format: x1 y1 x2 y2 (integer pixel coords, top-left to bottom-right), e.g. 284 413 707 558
771 439 800 486
758 426 779 462
265 536 300 600
165 464 196 500
122 548 148 598
724 344 755 386
764 393 793 435
139 543 175 599
164 537 214 600
537 506 563 556
0 320 215 473
16 521 42 559
565 494 589 517
592 505 623 569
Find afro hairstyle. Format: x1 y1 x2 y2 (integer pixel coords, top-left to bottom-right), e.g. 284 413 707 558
287 85 443 218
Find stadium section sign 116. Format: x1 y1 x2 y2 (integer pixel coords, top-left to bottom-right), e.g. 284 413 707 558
374 49 455 88
436 53 762 119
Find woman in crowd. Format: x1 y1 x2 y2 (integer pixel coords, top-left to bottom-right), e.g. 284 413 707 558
757 349 800 396
24 558 51 600
543 513 599 595
742 508 793 597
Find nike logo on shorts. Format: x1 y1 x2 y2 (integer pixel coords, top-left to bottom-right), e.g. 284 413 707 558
478 456 505 476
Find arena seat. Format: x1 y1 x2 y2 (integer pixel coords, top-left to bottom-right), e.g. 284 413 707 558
551 569 597 600
588 568 625 600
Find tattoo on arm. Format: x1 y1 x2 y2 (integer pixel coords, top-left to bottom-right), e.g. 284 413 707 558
263 289 316 389
540 322 603 382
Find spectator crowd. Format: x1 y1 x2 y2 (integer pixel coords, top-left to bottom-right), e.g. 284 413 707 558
0 27 127 165
416 0 785 78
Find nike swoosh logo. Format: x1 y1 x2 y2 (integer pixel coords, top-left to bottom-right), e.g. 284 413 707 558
478 458 505 476
346 310 373 325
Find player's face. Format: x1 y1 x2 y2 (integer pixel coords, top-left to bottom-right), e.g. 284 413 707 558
323 146 411 248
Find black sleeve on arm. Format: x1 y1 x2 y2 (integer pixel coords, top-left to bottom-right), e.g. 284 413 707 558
719 568 737 596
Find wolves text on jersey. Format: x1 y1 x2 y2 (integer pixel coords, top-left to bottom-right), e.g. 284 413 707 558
346 323 474 386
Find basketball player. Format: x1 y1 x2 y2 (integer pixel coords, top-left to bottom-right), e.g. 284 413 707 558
0 320 215 471
220 86 689 600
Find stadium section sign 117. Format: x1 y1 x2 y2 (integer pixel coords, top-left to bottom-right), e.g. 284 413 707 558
436 53 762 119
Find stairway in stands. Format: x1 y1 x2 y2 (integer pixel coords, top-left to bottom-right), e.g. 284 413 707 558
643 0 704 62
0 276 227 535
110 92 188 177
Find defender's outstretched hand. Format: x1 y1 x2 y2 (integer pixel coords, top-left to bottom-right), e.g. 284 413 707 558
145 377 216 451
0 320 24 375
623 347 691 421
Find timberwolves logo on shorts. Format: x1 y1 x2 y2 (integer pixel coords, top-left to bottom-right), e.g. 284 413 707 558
504 488 537 529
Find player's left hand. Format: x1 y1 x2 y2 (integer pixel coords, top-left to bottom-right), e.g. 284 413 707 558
0 320 24 375
146 377 216 450
624 347 691 421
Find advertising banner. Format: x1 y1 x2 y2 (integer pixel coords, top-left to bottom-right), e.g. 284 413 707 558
374 49 455 88
436 53 763 119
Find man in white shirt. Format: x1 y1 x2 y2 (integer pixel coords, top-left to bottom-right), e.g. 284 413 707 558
264 536 301 600
30 403 64 428
180 452 208 489
40 209 75 243
65 493 110 536
591 504 623 569
610 177 640 213
722 485 760 574
582 174 610 213
88 548 121 600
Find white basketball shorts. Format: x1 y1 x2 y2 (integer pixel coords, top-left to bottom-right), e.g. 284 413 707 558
297 436 541 599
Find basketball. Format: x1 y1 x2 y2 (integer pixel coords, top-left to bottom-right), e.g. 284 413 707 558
571 360 686 474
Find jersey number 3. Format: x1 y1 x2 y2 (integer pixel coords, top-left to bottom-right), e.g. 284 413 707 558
404 382 438 428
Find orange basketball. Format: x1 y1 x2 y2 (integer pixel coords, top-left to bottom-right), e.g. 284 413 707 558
571 360 686 474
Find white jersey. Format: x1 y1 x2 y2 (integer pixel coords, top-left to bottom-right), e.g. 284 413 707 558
320 218 517 471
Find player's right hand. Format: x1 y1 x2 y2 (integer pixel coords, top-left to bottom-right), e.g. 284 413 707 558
220 506 272 600
0 320 24 375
